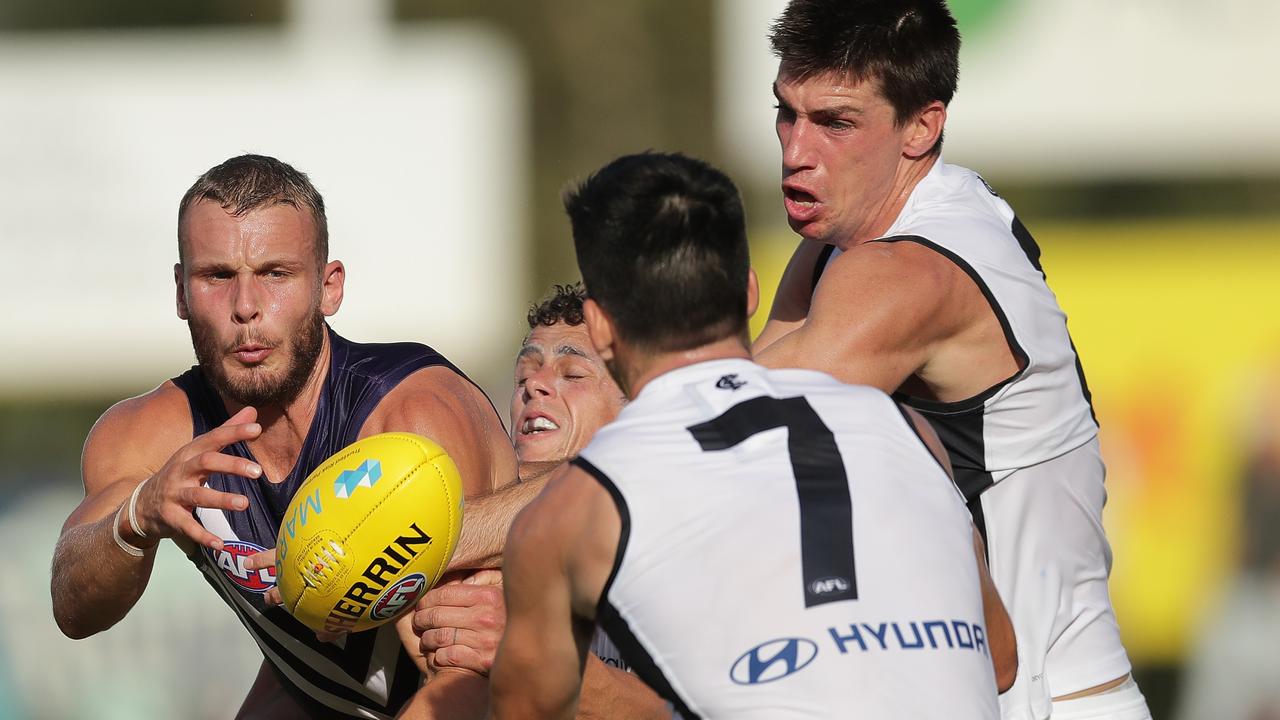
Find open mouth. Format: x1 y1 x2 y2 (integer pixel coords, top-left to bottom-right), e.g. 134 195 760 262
784 186 818 206
520 416 560 435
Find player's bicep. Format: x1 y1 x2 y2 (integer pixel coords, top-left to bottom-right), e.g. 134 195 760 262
362 369 512 499
756 243 956 393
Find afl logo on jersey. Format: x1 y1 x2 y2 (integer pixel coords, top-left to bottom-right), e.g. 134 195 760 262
369 573 427 621
730 637 819 685
209 540 277 593
809 576 851 596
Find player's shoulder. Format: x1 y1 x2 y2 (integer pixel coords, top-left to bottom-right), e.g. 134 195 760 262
366 365 493 433
823 239 962 309
83 381 193 481
90 380 192 446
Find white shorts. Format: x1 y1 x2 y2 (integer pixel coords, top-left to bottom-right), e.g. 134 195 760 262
1050 676 1151 720
980 438 1138 720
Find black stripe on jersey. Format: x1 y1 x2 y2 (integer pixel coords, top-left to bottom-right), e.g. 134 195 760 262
198 569 402 719
895 400 991 555
811 243 836 293
892 402 966 500
1011 217 1098 427
873 235 1028 415
688 396 858 608
573 457 704 720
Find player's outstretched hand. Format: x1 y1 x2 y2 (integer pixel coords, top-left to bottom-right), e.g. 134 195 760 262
414 569 505 676
129 406 261 551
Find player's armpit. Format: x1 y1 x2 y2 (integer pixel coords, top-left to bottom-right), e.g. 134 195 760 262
973 525 1017 693
754 240 963 394
360 366 517 501
577 655 670 720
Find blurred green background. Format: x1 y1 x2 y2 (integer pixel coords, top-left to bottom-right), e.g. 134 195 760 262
2 1 1278 718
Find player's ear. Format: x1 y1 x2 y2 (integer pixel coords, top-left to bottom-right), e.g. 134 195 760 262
582 299 615 363
746 267 760 319
902 100 946 159
320 260 345 316
175 263 189 320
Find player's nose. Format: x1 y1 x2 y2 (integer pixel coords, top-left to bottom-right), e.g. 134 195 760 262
231 273 262 324
781 119 817 174
523 368 555 398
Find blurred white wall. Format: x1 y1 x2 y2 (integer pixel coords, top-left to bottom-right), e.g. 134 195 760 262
717 0 1280 188
0 0 528 398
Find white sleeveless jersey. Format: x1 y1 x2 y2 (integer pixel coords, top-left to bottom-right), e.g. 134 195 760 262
819 160 1098 501
576 359 1000 720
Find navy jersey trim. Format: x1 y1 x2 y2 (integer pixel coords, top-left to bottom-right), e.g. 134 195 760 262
893 402 967 502
873 235 1028 415
572 457 703 720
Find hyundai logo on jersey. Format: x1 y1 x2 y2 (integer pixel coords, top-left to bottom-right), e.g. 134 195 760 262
209 540 277 593
729 637 819 685
334 459 382 499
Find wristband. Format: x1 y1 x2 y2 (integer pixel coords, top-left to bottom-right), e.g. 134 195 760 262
128 478 148 540
113 505 146 558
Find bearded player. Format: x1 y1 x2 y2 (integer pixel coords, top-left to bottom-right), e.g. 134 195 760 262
50 154 517 719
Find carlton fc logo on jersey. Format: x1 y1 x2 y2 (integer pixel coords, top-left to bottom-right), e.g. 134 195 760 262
716 374 747 391
729 637 819 685
209 540 276 593
335 459 382 499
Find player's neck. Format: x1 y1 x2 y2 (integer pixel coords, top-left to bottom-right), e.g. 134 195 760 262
227 332 332 478
839 152 938 251
622 334 751 399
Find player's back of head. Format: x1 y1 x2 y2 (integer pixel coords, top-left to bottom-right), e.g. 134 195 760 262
564 151 749 353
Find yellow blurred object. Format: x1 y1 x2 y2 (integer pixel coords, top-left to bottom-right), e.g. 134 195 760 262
275 433 465 634
749 218 1280 663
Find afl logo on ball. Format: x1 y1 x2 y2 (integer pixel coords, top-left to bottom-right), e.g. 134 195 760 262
209 540 276 593
370 573 427 621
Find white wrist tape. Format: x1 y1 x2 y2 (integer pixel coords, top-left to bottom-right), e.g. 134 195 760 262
128 478 148 540
113 505 146 558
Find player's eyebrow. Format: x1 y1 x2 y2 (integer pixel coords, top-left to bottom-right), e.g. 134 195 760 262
516 345 544 362
555 344 592 361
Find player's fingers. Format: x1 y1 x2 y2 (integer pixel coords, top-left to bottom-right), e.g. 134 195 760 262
411 606 441 634
179 485 249 513
461 569 503 586
431 645 491 676
171 512 226 551
186 451 261 482
419 626 458 653
422 583 502 609
244 548 276 571
187 417 263 456
263 587 282 607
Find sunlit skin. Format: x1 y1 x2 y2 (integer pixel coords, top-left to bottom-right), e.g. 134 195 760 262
510 322 625 480
175 200 344 421
774 68 942 250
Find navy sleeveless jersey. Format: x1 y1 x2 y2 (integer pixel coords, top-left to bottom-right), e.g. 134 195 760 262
172 326 479 720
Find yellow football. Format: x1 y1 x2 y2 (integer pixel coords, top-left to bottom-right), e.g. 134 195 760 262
275 432 464 633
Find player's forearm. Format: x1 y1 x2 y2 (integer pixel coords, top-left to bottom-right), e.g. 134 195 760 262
396 670 488 720
576 656 669 720
51 511 157 638
449 475 548 570
490 661 579 720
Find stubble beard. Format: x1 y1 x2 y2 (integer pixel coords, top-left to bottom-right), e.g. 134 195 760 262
189 310 327 409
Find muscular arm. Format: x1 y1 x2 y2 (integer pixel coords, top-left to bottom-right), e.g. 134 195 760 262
754 241 964 393
578 657 668 720
52 387 256 639
447 473 547 570
490 465 619 720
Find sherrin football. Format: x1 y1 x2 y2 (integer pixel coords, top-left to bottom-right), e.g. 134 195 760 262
275 432 464 633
